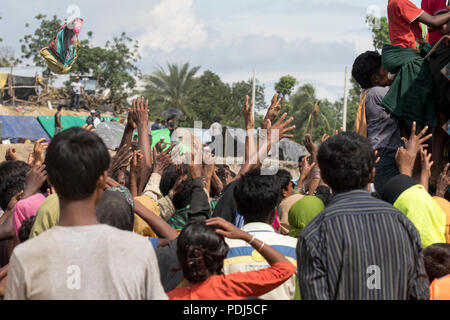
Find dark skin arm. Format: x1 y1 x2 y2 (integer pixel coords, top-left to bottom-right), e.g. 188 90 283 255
0 191 23 241
418 11 450 29
131 97 153 193
134 198 178 247
206 217 290 266
119 110 137 150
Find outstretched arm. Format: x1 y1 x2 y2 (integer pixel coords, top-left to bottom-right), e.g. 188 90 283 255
418 11 450 29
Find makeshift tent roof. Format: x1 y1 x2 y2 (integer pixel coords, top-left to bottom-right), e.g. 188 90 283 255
0 115 50 142
95 122 127 150
37 115 118 138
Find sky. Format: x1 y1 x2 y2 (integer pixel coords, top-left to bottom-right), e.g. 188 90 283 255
0 0 423 103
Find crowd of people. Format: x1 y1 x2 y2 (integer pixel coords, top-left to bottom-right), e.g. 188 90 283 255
0 0 448 301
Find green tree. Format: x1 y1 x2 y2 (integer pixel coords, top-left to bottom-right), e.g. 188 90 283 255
288 84 332 141
187 70 233 128
274 75 298 99
96 32 141 109
142 62 200 117
0 46 20 67
64 32 140 110
20 14 62 79
366 15 390 52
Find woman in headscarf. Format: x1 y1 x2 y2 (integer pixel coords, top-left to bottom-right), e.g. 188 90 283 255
288 196 325 238
381 174 446 248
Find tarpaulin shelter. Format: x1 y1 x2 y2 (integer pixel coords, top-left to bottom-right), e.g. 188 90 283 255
95 121 127 150
0 115 50 142
1 74 39 101
37 115 118 138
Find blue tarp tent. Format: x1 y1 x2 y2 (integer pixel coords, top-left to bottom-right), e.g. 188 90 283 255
0 115 50 142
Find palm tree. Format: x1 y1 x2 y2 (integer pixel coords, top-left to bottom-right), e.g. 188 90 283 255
289 84 331 140
142 62 200 116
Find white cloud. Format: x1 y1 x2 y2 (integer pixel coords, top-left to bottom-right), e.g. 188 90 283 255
137 0 208 53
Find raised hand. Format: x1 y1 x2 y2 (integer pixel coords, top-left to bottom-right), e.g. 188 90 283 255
108 144 133 177
270 113 295 141
436 163 450 197
300 155 316 182
243 95 255 130
419 147 434 191
395 146 416 177
81 124 96 133
22 165 47 199
28 138 48 167
303 134 317 156
321 133 330 144
153 143 176 175
402 122 432 157
205 217 249 241
6 190 24 212
5 147 19 161
126 107 137 130
105 176 121 189
130 150 144 178
264 93 282 124
131 96 149 127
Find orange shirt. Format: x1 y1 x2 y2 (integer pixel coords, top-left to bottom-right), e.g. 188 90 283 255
167 262 296 300
430 274 450 300
388 0 429 49
433 197 450 244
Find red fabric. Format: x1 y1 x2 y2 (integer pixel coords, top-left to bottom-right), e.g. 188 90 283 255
272 210 281 232
430 274 450 300
388 0 428 49
421 0 449 44
167 262 296 300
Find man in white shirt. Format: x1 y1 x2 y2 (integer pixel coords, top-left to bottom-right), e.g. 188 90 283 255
4 127 167 300
70 76 83 111
223 169 298 300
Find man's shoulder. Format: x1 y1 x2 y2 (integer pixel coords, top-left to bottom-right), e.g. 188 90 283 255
366 86 389 103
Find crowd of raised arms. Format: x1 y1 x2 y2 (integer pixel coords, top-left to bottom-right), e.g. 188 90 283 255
0 0 449 301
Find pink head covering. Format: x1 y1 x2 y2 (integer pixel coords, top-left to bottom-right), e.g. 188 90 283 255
12 193 46 236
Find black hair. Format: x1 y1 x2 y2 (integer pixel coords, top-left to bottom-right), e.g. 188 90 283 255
111 170 130 188
172 177 194 210
423 243 450 283
0 160 29 186
352 51 382 89
44 127 110 201
233 169 281 223
276 169 292 192
177 222 229 283
314 185 333 206
18 216 36 243
159 164 189 197
216 165 231 187
317 132 375 193
95 189 134 231
298 155 306 163
57 105 63 111
0 176 26 211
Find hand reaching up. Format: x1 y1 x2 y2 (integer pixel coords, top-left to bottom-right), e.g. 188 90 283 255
22 165 47 199
436 163 450 197
108 144 133 177
131 97 149 127
5 148 19 161
28 138 48 167
153 143 176 175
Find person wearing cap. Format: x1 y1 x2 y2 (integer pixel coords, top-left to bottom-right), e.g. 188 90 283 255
70 76 83 111
86 110 96 127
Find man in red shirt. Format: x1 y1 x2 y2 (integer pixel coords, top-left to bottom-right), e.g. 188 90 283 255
387 0 450 49
422 0 450 44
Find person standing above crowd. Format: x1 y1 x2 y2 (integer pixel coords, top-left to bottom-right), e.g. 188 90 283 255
54 105 63 136
70 76 83 111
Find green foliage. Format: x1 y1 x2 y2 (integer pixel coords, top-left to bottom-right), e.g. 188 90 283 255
366 15 390 52
142 62 200 117
274 75 298 99
285 84 341 142
20 14 62 79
